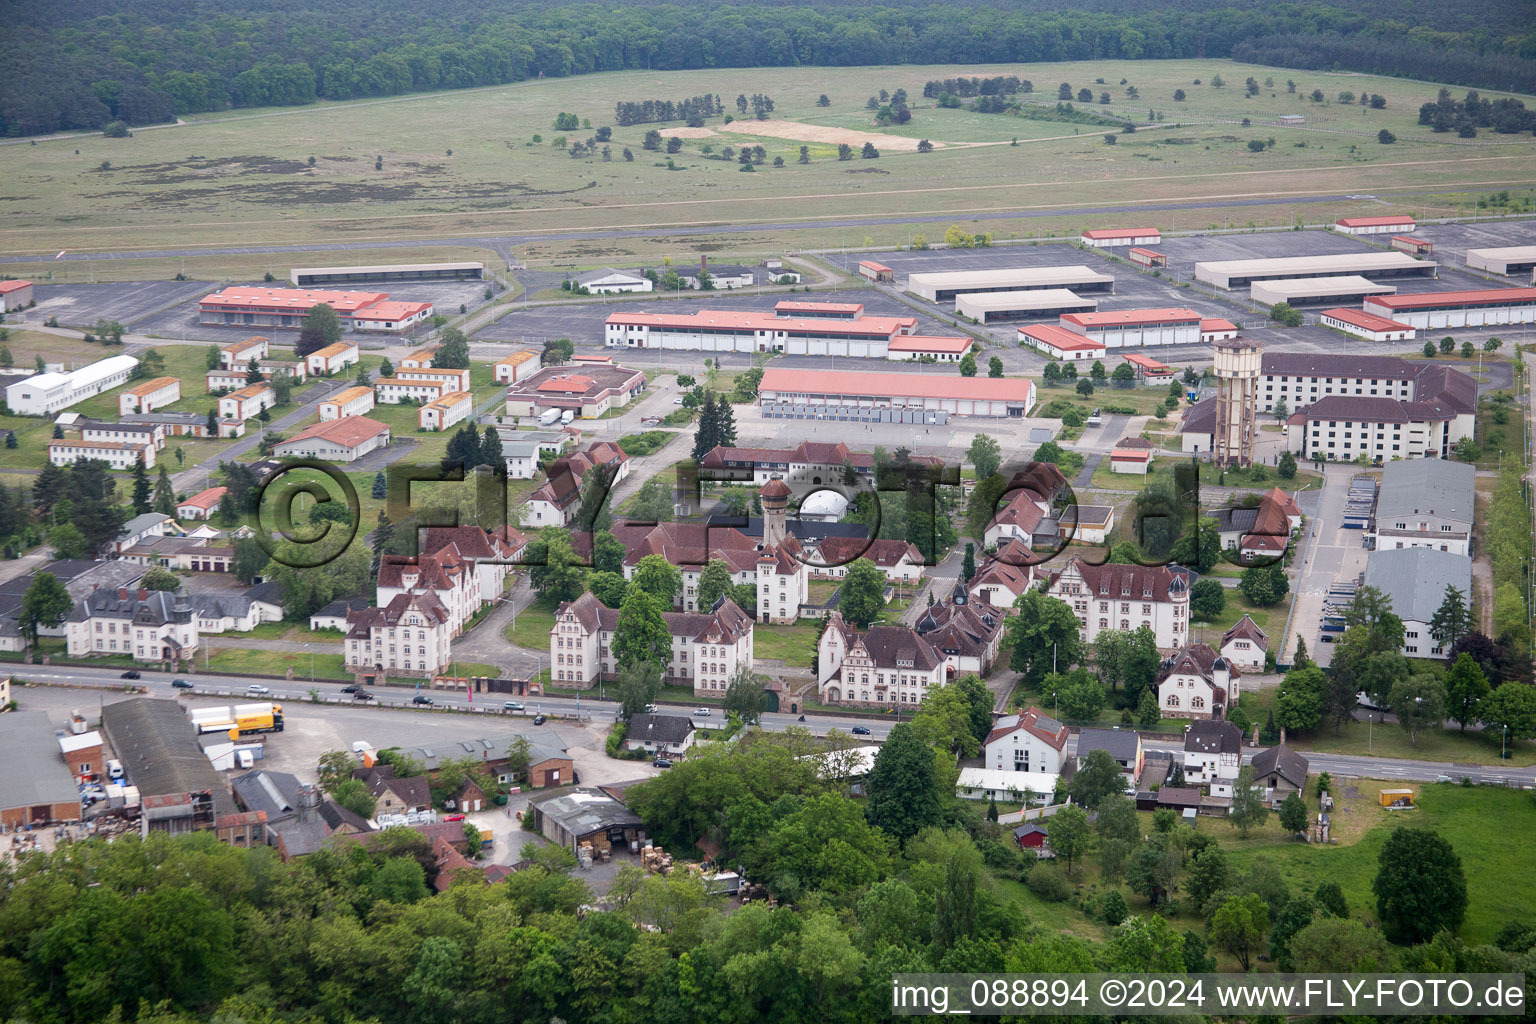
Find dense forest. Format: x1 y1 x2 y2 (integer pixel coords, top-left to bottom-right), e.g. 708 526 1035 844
3 728 1535 1024
3 0 1536 137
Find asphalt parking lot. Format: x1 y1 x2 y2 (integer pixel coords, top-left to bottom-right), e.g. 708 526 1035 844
27 280 213 328
1410 220 1536 269
130 279 491 344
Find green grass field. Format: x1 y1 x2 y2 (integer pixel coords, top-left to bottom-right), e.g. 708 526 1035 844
4 59 1535 279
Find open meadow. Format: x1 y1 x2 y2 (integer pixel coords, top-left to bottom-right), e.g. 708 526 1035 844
3 59 1536 281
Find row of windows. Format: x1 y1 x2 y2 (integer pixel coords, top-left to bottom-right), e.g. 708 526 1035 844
1164 695 1206 709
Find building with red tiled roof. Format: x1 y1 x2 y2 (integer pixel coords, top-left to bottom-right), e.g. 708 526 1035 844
1320 307 1417 342
345 591 452 677
984 706 1070 775
271 415 389 462
505 364 647 420
176 486 227 521
809 537 923 583
1059 307 1200 348
969 540 1037 609
605 307 922 359
1220 615 1269 670
1362 287 1536 328
1157 643 1238 721
1081 227 1161 246
758 367 1036 417
1335 214 1415 235
915 599 1005 676
521 442 630 528
1043 557 1189 650
1018 323 1106 360
200 288 431 333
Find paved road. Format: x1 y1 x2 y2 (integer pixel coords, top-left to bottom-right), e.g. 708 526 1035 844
0 194 1368 265
18 665 1534 785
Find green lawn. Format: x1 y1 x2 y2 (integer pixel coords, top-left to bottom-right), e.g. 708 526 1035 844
1221 782 1536 945
1197 461 1322 490
504 600 557 650
1285 715 1535 767
753 620 820 666
205 647 498 683
1188 588 1289 638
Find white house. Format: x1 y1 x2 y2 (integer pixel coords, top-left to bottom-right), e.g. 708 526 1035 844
318 385 375 420
419 391 473 431
397 367 471 392
494 350 539 384
306 342 360 377
499 431 568 479
816 613 947 708
118 377 181 416
1219 616 1269 672
1371 458 1473 556
551 591 754 694
114 512 171 554
1042 557 1190 651
622 714 697 758
65 587 198 664
220 337 270 368
344 591 454 676
218 383 275 421
1156 643 1239 721
80 420 164 451
983 706 1069 775
809 537 924 584
271 416 390 463
48 439 156 470
577 268 653 294
176 487 227 521
1363 546 1472 660
374 377 447 403
956 768 1060 804
1182 719 1243 798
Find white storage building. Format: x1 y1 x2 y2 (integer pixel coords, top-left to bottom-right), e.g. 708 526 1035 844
4 355 139 415
1194 251 1435 290
907 266 1114 302
1017 324 1106 360
1320 308 1417 342
955 288 1097 323
1465 246 1536 277
1250 276 1398 307
758 367 1036 417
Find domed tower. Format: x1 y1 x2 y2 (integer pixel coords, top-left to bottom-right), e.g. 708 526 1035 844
1212 336 1262 469
760 476 791 549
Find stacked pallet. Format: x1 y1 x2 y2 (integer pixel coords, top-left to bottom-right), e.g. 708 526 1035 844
640 845 674 874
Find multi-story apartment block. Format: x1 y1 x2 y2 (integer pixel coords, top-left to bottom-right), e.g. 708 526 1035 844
1041 557 1188 650
816 611 947 708
550 591 753 694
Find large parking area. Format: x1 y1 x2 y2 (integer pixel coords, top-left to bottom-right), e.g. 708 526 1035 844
1409 219 1536 269
128 279 491 344
26 280 214 328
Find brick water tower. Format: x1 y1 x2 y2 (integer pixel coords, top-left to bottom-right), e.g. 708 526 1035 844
1212 336 1262 468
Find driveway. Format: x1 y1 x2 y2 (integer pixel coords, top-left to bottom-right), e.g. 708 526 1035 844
1286 464 1368 667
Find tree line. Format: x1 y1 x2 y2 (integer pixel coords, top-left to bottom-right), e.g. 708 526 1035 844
922 75 1031 98
1232 33 1536 98
614 94 723 127
6 0 1536 136
1418 87 1536 137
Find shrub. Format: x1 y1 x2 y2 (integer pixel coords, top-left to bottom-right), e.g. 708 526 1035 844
1025 863 1071 901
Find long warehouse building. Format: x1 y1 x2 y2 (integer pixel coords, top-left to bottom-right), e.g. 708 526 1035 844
1195 251 1435 290
1249 276 1397 306
289 262 484 286
1362 288 1536 329
907 266 1114 302
200 287 434 333
1058 307 1201 348
759 368 1037 417
955 288 1097 323
1465 246 1536 277
604 308 969 360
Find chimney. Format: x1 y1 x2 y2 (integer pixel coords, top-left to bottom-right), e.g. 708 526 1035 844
137 588 148 601
117 588 128 600
700 254 708 273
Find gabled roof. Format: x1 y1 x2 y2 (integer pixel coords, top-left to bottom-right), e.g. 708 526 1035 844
276 415 388 449
627 713 695 744
915 600 1004 659
1077 727 1140 763
1222 615 1269 650
1251 744 1309 788
986 706 1068 750
1053 557 1185 602
1184 719 1242 755
814 536 919 568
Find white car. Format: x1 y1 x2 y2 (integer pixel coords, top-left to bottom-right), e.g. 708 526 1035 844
693 708 711 717
673 397 684 405
246 684 270 696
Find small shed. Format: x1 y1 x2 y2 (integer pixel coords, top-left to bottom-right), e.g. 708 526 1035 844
1012 822 1051 857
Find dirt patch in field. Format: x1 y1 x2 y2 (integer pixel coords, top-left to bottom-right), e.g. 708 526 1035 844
665 127 718 139
717 119 927 151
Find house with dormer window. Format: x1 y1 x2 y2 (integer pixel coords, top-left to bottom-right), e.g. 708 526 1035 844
1042 557 1188 650
816 611 946 708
